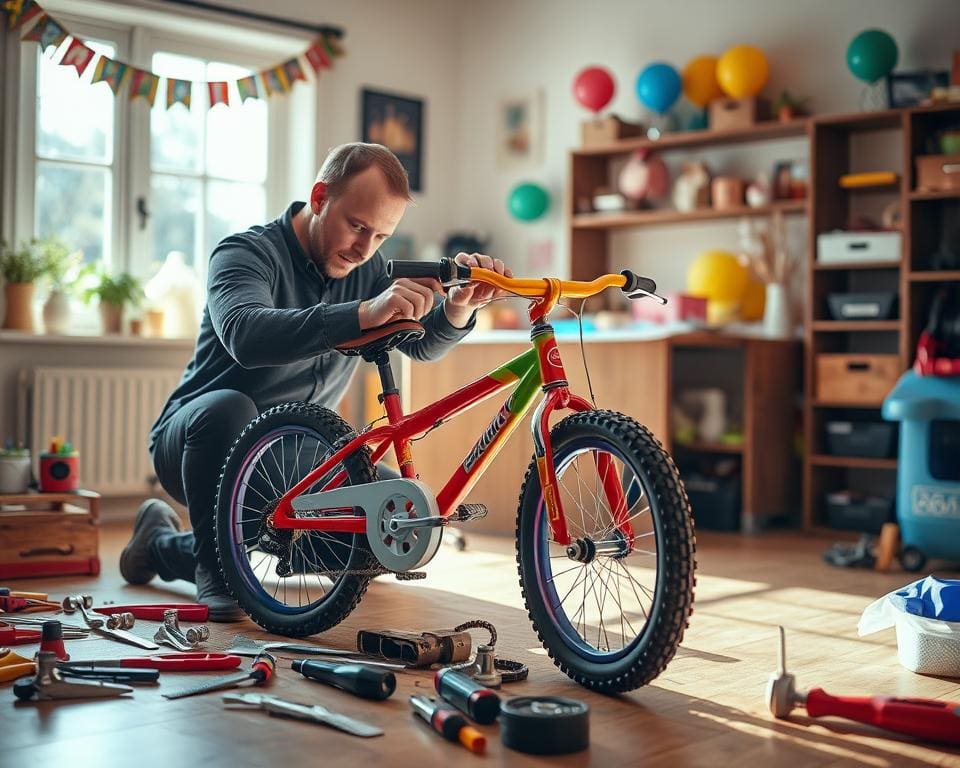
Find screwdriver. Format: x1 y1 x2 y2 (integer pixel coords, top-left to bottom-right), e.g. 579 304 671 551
292 659 396 700
410 694 486 755
163 651 276 699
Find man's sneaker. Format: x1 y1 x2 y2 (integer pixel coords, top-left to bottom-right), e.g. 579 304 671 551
119 499 182 585
195 562 246 622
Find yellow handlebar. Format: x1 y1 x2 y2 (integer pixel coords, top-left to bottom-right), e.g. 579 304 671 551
466 268 627 300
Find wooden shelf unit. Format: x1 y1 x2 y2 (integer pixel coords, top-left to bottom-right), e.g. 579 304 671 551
571 199 806 230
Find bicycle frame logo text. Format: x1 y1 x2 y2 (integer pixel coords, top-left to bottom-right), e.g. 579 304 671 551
464 404 511 473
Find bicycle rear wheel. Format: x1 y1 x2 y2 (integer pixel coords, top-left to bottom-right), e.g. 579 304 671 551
214 402 378 636
516 409 696 692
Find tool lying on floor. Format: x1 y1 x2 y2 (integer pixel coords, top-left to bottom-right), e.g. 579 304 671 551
154 609 209 651
93 603 209 621
61 652 242 672
499 696 590 755
767 625 960 745
0 588 60 613
0 648 36 682
410 695 486 755
0 621 42 646
55 665 159 685
435 668 501 725
62 595 158 650
292 659 396 701
224 693 384 737
227 635 406 670
0 615 89 637
0 587 50 600
163 651 276 700
13 651 133 701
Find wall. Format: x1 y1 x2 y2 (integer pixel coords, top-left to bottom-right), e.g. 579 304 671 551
455 0 960 290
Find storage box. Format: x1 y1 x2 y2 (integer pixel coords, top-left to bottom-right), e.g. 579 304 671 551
817 231 901 265
825 420 897 458
916 153 960 192
581 115 645 147
684 472 741 531
825 490 894 533
0 490 100 578
816 354 901 403
827 292 898 321
893 611 960 677
708 97 767 131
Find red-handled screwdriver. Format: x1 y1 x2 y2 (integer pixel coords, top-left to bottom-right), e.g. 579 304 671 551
163 651 276 699
767 626 960 745
411 695 486 754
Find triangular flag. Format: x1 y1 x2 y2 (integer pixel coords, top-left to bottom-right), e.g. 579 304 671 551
322 34 344 58
4 0 42 31
304 41 330 72
129 68 160 106
282 57 306 85
207 81 229 108
236 75 259 102
260 65 289 96
22 14 68 51
166 78 191 109
59 37 95 76
91 55 128 94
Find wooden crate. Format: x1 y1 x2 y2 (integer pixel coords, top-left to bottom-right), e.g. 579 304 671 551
0 490 100 579
709 97 769 131
581 115 644 147
815 354 901 404
916 153 960 192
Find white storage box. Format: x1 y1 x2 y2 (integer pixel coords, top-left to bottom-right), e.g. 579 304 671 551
893 612 960 676
817 231 901 265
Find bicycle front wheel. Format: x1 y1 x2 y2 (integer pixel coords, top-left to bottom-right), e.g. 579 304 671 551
516 410 696 692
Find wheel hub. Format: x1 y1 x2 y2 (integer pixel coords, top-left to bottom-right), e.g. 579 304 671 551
257 499 298 577
565 531 631 563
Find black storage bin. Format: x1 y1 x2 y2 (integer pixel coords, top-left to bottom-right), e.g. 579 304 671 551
930 419 960 482
684 473 741 531
824 420 897 458
825 491 894 533
827 292 898 321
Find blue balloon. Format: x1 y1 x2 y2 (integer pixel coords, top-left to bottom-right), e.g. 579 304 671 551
636 62 682 114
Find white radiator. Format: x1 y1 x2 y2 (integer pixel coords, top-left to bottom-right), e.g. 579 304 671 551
18 367 183 496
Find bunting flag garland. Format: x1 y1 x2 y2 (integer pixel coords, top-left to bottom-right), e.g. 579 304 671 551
22 12 67 51
91 56 128 94
207 81 229 108
166 78 192 109
3 1 345 111
129 68 160 106
4 0 42 30
59 36 95 75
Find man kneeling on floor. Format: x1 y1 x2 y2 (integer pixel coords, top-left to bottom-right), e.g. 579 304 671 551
120 142 509 621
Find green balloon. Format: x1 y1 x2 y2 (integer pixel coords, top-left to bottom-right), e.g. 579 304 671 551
508 183 549 221
846 29 898 84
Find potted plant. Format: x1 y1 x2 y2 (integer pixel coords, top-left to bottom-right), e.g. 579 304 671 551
37 236 82 335
772 90 810 122
0 443 31 494
80 267 144 334
0 238 47 332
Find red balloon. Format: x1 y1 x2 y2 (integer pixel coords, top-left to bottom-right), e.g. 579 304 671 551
573 66 615 113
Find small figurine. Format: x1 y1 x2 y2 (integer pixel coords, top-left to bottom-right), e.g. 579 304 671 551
746 172 772 208
672 161 711 212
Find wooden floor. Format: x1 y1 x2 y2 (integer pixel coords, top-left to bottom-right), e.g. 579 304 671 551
3 524 959 768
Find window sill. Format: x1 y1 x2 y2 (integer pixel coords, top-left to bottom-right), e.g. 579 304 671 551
0 330 195 349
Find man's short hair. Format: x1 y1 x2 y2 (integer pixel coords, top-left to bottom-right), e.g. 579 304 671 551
318 142 412 201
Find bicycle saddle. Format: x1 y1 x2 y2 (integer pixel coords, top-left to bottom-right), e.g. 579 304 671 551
335 319 425 362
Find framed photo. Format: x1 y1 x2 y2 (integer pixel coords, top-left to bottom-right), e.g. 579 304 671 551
886 70 949 109
496 90 544 170
772 159 808 200
361 88 424 192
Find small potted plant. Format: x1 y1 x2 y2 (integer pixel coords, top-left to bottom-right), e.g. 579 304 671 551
772 90 810 122
80 267 144 335
0 442 32 494
37 236 82 335
0 238 47 332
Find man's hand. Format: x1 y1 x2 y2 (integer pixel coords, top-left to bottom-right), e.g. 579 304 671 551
444 252 513 328
359 277 441 329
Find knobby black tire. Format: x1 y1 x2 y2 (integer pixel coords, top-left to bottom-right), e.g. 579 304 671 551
214 402 378 637
516 410 697 693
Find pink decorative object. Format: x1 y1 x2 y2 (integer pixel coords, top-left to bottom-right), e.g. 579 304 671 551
631 292 708 324
617 149 670 206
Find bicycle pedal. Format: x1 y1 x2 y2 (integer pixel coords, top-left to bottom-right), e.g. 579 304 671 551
394 571 427 581
455 503 489 522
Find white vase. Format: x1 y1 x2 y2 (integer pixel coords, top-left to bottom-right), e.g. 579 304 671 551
42 289 70 335
763 283 792 338
0 455 32 494
698 388 727 443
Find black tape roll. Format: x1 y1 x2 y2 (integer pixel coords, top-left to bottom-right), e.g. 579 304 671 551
499 696 589 755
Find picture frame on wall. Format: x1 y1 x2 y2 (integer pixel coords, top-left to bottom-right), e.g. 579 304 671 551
496 90 544 170
886 70 950 109
361 88 424 192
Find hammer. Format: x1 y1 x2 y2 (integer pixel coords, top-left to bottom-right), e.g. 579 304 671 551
766 625 960 746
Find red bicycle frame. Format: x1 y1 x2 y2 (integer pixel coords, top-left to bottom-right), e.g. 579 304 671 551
271 313 634 548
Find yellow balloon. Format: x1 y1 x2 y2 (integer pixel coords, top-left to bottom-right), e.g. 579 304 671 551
716 45 769 99
682 56 723 108
686 250 749 304
740 275 767 321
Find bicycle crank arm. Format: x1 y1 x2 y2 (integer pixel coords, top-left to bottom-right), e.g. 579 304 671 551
387 516 447 533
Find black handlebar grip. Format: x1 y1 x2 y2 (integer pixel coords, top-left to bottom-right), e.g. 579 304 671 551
620 269 657 295
385 260 445 280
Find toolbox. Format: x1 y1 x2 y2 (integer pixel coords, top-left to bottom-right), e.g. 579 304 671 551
824 420 897 458
815 354 901 404
827 292 898 321
0 490 100 579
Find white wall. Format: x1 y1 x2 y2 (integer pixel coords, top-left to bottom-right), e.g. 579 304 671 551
455 0 960 290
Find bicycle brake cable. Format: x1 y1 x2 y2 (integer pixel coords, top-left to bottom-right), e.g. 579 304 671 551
445 619 529 684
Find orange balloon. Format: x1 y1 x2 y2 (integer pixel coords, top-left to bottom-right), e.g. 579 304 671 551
682 56 723 108
716 45 769 99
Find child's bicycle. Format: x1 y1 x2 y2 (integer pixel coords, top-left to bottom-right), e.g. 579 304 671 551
213 258 696 693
